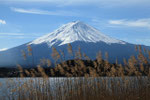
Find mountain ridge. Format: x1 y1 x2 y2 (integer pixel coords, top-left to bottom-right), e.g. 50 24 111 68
0 21 149 67
29 21 126 46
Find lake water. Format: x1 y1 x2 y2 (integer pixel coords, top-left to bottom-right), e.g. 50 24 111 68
0 77 149 100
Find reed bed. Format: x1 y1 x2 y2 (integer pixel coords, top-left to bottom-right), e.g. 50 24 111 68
0 44 150 100
0 77 150 100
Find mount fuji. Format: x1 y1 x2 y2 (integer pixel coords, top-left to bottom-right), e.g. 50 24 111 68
29 21 125 46
0 21 149 67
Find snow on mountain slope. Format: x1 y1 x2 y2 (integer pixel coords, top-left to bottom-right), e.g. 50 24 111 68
0 20 147 68
1 21 138 67
29 21 126 46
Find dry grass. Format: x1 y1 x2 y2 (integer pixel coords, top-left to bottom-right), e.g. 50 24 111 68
0 44 150 100
0 77 150 100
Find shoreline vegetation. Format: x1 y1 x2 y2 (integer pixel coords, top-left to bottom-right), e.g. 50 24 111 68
0 44 150 100
0 77 150 100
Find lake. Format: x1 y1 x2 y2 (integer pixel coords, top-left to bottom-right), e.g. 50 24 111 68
0 77 149 100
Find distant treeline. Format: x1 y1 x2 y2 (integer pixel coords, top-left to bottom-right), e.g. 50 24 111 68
0 44 150 77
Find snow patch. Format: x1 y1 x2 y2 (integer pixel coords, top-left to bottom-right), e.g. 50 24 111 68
29 21 126 46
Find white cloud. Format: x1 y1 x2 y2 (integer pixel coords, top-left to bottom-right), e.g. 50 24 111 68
11 7 79 16
108 18 150 28
0 32 42 39
0 33 24 36
97 0 150 7
0 48 8 51
109 20 125 25
2 0 150 7
0 19 6 24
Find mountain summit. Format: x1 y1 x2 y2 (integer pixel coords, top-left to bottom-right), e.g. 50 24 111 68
29 21 126 46
0 21 149 67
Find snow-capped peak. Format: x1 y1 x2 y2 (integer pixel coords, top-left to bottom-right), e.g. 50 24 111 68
29 21 126 46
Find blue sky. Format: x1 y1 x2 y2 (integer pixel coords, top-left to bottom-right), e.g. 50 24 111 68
0 0 150 51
